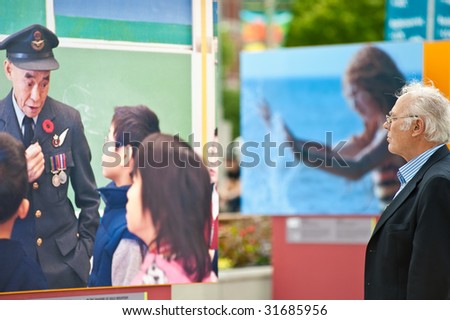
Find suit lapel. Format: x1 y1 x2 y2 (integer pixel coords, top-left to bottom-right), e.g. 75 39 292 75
371 146 450 238
0 90 24 142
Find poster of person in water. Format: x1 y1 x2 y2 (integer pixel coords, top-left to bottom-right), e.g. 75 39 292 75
240 41 422 215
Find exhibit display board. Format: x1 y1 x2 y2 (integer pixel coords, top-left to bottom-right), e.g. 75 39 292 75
0 0 217 297
241 41 422 215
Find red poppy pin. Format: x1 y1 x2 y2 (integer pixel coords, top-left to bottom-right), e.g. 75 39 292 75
42 119 54 134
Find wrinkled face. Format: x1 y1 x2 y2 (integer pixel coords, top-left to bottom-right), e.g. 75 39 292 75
126 171 156 245
383 93 414 160
4 60 50 118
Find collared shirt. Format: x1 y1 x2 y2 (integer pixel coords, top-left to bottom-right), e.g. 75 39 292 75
12 92 37 135
394 144 445 198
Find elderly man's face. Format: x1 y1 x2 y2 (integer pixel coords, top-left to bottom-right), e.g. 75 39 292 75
4 60 50 118
384 93 416 161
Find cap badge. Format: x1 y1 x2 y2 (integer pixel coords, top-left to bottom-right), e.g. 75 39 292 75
31 31 45 51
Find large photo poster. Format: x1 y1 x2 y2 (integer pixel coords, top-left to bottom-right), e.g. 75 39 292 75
241 41 423 215
0 0 217 295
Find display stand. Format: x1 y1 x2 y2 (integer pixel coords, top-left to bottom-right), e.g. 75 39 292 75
272 216 377 299
0 1 216 301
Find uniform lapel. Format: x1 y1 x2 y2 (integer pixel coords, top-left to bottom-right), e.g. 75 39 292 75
371 146 450 238
34 98 56 146
0 90 24 142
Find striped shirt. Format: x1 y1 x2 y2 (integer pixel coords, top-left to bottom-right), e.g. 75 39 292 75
394 144 444 198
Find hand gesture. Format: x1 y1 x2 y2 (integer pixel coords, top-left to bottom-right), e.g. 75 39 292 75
26 142 45 182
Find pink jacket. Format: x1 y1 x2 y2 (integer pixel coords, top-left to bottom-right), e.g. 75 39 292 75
131 252 217 285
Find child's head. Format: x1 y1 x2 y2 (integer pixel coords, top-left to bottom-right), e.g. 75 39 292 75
126 133 212 282
102 105 160 184
111 105 160 148
0 132 28 224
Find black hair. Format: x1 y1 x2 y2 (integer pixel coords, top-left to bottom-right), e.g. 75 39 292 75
0 132 28 223
133 133 212 282
112 105 160 148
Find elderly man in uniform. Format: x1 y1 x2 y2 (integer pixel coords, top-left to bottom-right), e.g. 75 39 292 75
0 24 100 289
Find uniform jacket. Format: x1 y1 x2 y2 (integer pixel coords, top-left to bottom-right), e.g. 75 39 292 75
0 90 100 289
365 145 450 299
0 239 48 292
88 182 142 287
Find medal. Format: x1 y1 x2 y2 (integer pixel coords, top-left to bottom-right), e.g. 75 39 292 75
52 173 61 187
59 170 67 184
49 153 67 188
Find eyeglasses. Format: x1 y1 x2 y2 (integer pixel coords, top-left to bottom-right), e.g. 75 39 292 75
385 114 418 125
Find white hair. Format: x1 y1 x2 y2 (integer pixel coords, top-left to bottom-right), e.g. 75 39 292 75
398 81 450 144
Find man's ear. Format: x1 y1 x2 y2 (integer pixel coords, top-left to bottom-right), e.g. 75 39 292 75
16 198 29 220
411 118 425 137
3 60 13 81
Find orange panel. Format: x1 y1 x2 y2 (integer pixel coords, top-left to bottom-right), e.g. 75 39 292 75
423 41 450 97
423 42 450 150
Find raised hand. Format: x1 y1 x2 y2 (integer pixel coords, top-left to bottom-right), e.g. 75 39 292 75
25 142 45 182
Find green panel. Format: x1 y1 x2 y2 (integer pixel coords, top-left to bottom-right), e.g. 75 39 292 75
0 0 46 34
55 16 192 45
0 48 192 192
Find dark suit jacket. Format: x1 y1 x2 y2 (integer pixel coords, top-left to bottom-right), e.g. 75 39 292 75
0 90 100 289
0 239 48 292
365 145 450 299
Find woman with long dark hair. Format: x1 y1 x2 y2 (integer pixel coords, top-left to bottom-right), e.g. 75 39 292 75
126 133 215 284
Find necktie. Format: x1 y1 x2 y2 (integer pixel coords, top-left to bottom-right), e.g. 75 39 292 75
22 116 34 148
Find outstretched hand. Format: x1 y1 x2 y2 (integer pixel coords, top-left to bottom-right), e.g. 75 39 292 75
258 99 295 142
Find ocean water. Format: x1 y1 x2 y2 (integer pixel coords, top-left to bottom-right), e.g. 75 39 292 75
241 77 382 215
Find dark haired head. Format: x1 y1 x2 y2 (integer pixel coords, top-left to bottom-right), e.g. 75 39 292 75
112 105 160 148
0 133 28 223
344 45 406 115
133 133 212 282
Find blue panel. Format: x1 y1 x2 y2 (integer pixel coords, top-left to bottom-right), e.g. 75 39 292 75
385 0 428 41
434 0 450 39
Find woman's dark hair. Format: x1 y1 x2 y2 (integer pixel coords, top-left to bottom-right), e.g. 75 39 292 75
133 133 212 282
344 45 406 114
0 133 27 223
112 105 160 148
